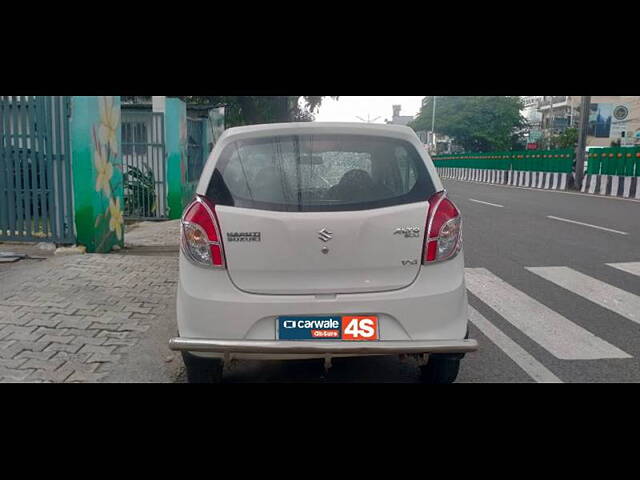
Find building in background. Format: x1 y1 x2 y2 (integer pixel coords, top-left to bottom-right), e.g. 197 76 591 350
537 96 640 147
386 105 415 126
521 96 543 127
520 96 544 148
538 96 577 132
582 96 640 147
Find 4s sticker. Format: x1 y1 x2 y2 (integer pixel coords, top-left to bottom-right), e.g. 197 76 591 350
341 316 379 341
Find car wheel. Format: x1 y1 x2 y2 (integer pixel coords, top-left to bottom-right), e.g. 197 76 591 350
419 355 460 384
181 351 223 383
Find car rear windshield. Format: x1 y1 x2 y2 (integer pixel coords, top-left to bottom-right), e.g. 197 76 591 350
206 134 435 212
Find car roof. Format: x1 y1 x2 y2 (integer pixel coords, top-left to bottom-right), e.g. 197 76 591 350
218 122 418 143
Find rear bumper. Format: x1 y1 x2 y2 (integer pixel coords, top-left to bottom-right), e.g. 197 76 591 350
177 252 470 342
169 337 478 355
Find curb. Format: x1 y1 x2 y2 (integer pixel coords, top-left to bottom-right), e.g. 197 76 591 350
437 168 567 191
581 174 640 200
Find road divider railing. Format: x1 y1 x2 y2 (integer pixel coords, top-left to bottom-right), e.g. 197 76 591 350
434 147 640 198
433 150 574 191
581 147 640 199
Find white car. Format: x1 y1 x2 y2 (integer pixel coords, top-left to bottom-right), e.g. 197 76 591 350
169 122 477 383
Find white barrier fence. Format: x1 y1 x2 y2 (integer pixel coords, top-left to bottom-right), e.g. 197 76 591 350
581 174 640 199
437 168 568 191
437 167 640 200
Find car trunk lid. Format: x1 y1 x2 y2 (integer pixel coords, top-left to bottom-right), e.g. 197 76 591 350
217 202 428 295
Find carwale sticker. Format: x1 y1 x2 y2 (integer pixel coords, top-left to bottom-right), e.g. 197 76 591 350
277 316 378 341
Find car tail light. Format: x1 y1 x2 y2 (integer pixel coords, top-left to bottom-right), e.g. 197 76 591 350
423 191 462 264
180 195 225 268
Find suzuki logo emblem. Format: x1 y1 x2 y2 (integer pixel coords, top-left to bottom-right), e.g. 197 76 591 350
318 228 333 242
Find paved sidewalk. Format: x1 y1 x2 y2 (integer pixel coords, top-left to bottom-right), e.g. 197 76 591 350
124 220 180 248
0 252 180 382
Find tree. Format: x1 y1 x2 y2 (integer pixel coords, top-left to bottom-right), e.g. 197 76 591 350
410 96 528 152
175 96 338 127
549 127 578 149
122 96 337 126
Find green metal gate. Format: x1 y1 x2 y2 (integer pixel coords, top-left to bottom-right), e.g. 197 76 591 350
0 96 75 243
187 118 206 182
121 110 167 219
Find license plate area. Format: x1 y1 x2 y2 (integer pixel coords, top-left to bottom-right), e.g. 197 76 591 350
277 316 379 341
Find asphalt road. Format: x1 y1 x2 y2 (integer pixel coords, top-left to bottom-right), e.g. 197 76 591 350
447 180 640 383
12 184 636 383
177 180 640 383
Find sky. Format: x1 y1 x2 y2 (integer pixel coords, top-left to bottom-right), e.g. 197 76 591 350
313 96 424 123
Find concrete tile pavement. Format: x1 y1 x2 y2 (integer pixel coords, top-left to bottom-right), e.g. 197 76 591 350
0 250 181 383
124 220 180 248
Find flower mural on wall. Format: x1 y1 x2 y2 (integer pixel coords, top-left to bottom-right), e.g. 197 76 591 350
94 145 113 196
98 96 120 155
108 197 124 240
92 96 124 250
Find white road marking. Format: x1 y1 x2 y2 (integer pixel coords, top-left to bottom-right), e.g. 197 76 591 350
607 262 640 277
527 266 640 326
547 216 628 235
468 306 562 383
468 198 504 208
443 178 640 203
465 268 630 360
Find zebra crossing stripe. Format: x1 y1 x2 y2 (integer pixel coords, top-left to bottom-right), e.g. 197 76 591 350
526 266 640 326
468 306 562 383
607 262 640 277
465 268 630 360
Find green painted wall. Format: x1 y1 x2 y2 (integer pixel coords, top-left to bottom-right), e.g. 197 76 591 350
180 118 205 207
432 149 574 173
165 98 188 219
586 147 640 176
70 96 124 252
